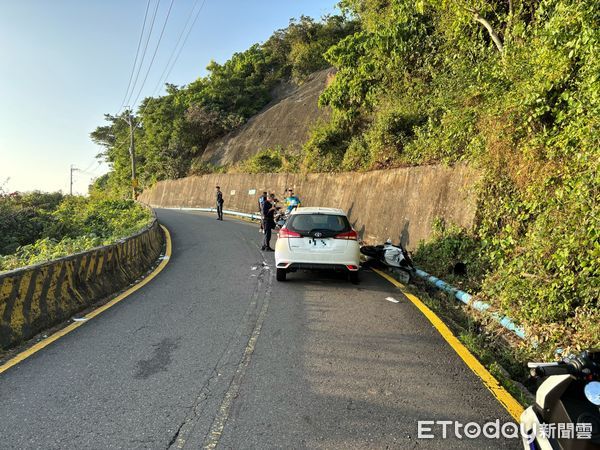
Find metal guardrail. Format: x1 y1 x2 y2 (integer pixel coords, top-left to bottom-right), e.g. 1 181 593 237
413 269 527 340
175 207 262 220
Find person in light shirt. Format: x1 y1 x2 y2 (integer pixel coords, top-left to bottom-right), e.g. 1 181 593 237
257 191 267 233
284 189 301 213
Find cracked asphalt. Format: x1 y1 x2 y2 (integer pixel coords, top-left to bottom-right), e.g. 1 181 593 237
0 209 518 449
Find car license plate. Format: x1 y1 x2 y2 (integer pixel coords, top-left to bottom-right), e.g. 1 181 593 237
307 238 327 248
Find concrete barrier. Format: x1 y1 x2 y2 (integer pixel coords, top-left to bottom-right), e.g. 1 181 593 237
138 165 479 249
0 219 164 350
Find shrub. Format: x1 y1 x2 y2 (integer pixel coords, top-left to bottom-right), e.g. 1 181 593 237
0 194 152 272
341 136 370 171
237 147 301 174
301 117 351 172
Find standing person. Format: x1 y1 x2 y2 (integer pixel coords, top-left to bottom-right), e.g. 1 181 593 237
284 188 301 213
258 191 267 233
215 186 224 220
261 194 276 251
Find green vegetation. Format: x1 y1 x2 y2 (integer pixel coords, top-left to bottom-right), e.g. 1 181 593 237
0 192 152 272
412 219 489 293
91 15 357 197
232 147 301 174
89 2 598 354
298 0 599 355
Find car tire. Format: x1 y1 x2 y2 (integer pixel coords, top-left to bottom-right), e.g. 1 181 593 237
349 271 359 284
276 268 287 281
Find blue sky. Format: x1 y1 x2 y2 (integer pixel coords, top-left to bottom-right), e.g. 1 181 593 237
0 0 337 194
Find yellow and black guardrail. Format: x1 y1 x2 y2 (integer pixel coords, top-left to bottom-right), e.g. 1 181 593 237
0 218 164 350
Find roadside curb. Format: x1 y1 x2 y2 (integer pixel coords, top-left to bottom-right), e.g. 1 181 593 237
372 267 525 422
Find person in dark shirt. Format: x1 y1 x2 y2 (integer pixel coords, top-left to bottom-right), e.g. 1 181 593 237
261 194 276 251
216 186 224 220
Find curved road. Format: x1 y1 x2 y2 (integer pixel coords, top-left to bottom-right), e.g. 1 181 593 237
0 209 517 449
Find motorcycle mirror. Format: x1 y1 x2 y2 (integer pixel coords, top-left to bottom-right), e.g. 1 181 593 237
584 381 600 406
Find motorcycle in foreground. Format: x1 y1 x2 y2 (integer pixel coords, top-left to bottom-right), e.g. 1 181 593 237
360 240 415 282
521 349 600 449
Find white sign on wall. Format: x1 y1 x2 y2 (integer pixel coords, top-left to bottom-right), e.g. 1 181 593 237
230 190 236 195
248 189 256 195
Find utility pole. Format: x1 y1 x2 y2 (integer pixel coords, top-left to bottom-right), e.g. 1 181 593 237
69 165 79 195
124 111 137 199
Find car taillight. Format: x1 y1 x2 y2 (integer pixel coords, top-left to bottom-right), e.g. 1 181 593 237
279 228 301 238
334 230 358 240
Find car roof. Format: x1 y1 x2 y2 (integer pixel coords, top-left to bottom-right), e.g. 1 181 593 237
290 207 346 216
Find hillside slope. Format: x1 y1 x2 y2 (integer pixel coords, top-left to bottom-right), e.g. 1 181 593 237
200 68 334 167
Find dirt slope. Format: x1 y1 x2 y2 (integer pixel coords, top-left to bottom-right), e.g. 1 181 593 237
200 68 334 167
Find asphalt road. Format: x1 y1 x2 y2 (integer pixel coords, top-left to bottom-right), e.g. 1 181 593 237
0 209 519 449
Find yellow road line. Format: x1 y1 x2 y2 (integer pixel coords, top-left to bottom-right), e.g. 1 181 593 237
372 268 524 421
0 225 172 375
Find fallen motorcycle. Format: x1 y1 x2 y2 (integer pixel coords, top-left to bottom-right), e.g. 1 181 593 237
360 240 415 282
521 349 600 449
274 207 290 231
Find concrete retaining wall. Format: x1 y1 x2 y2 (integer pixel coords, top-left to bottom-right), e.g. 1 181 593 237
0 220 163 350
139 165 479 248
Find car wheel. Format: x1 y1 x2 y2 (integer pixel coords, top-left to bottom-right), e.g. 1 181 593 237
276 268 287 281
349 271 359 284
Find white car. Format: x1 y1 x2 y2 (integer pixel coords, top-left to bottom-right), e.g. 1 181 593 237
274 207 361 283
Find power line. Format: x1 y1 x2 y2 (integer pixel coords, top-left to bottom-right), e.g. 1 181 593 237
150 0 205 98
88 161 103 175
105 0 205 185
125 0 162 108
137 0 206 119
79 160 97 174
117 0 152 114
130 0 176 109
79 161 94 173
124 0 207 123
163 0 206 84
78 161 103 177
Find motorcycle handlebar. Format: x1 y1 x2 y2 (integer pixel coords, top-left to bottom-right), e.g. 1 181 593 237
534 364 573 377
529 350 600 379
537 359 597 378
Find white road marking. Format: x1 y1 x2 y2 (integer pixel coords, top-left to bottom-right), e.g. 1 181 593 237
385 297 400 303
202 270 273 449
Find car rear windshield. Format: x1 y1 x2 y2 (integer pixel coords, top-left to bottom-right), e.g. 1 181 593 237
286 214 351 236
